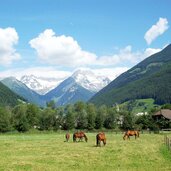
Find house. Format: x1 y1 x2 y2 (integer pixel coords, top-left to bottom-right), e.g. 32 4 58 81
153 109 171 121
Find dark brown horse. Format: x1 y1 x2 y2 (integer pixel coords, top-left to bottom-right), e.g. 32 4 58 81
123 130 139 140
96 132 106 147
73 131 88 142
65 133 70 142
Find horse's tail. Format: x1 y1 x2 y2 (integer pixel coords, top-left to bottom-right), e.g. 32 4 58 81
123 132 126 140
73 133 76 142
137 131 140 137
96 134 99 146
84 134 88 142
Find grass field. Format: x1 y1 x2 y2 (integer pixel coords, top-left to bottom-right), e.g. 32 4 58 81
0 132 171 171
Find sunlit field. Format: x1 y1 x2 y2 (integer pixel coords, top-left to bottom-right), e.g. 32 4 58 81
0 132 171 171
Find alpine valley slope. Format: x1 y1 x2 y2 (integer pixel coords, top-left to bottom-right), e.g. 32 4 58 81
89 44 171 106
1 77 46 107
0 82 25 106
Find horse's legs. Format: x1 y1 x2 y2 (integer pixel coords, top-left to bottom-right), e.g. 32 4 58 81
128 135 130 140
103 140 106 146
98 140 100 146
99 140 101 147
73 135 75 142
135 135 137 139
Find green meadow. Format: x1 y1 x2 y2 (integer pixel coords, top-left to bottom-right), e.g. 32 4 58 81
0 132 171 171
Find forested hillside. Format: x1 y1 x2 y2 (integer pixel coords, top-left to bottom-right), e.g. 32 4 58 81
90 44 171 106
1 77 45 107
0 82 24 106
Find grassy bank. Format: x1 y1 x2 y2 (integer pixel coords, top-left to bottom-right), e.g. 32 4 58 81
0 132 171 171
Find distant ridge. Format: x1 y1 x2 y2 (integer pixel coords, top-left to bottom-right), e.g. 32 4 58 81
1 77 45 107
0 82 24 106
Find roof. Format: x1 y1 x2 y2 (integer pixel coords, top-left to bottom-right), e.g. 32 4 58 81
154 109 171 120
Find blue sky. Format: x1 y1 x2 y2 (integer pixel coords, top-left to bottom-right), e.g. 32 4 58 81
0 0 171 80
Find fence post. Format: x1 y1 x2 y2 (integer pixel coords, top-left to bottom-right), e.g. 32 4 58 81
168 137 170 150
164 135 166 145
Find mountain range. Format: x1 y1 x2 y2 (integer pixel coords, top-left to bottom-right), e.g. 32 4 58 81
0 69 110 107
90 44 171 106
44 69 110 106
20 75 62 95
1 44 171 108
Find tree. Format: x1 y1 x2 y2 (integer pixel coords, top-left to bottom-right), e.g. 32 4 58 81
74 102 88 129
121 111 135 130
53 107 64 130
95 105 107 129
0 107 12 132
76 110 88 129
26 104 39 129
12 104 29 132
135 114 154 130
46 100 56 109
63 105 75 130
104 107 118 129
39 107 56 130
86 103 96 130
74 101 85 112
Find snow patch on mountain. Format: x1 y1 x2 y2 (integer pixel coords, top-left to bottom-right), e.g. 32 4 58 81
20 75 62 95
71 69 111 92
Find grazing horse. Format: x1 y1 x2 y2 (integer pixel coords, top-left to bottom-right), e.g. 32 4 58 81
65 133 70 142
123 130 139 140
96 132 106 147
73 131 88 142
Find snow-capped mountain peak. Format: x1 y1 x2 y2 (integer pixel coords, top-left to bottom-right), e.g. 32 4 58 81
71 69 111 92
20 75 62 95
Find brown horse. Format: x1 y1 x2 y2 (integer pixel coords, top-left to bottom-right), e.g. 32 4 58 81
65 133 70 142
96 132 106 147
123 130 139 140
73 131 88 142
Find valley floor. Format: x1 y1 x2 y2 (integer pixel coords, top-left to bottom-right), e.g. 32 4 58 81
0 132 171 171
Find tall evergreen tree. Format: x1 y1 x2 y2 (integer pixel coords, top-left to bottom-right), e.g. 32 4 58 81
104 107 118 129
86 103 96 130
63 105 75 130
0 107 12 132
26 104 39 128
95 105 107 129
12 104 29 132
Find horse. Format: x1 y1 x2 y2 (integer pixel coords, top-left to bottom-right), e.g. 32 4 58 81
123 130 139 140
96 132 106 147
65 133 70 142
73 131 88 142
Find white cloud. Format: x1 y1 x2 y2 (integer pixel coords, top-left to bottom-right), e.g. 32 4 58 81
0 67 71 81
29 29 97 67
30 29 162 68
0 27 20 66
93 67 129 80
96 46 142 66
144 18 169 45
95 46 162 66
144 47 161 57
0 66 126 84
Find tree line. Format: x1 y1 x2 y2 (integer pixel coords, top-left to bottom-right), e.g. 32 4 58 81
0 101 171 133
